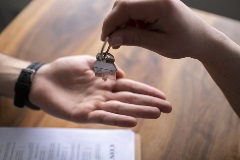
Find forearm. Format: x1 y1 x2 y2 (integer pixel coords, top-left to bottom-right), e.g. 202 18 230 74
0 53 30 98
198 29 240 117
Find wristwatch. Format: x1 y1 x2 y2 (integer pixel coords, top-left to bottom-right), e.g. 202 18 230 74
14 62 44 110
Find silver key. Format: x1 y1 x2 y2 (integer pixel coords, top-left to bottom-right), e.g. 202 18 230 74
93 37 117 81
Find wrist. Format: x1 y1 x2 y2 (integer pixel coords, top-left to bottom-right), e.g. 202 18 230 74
0 54 30 98
195 27 238 64
27 63 48 109
14 62 45 110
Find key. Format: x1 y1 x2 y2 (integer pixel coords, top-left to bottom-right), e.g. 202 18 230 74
93 38 117 81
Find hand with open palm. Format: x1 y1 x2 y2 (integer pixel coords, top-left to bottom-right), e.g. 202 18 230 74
29 55 172 127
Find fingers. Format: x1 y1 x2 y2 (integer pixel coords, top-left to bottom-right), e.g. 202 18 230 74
112 79 172 113
111 91 172 113
113 79 166 99
87 98 170 127
102 0 161 40
101 100 161 119
87 110 137 127
87 98 163 127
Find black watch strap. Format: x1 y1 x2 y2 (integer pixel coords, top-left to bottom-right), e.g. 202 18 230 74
14 62 44 110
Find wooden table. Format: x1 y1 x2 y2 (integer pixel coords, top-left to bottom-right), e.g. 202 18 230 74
0 0 240 159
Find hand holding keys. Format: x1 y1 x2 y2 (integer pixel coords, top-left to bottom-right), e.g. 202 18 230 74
93 37 117 81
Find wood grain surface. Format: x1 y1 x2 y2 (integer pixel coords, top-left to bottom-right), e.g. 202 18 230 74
0 0 240 159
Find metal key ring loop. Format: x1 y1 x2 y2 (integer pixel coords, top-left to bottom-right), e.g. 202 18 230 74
100 37 111 60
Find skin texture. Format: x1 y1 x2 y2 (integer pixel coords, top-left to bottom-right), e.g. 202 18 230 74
0 54 172 127
102 0 240 117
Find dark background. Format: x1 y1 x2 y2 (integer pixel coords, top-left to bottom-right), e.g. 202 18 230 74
0 0 31 31
182 0 240 21
0 0 240 32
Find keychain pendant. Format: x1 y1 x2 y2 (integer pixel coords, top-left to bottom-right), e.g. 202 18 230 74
93 37 117 81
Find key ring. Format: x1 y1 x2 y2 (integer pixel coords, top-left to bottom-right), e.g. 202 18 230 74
93 37 117 81
100 37 111 60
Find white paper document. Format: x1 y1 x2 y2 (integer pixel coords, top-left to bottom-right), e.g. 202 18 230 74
0 128 135 160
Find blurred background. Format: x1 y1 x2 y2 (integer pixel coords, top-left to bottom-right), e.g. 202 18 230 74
0 1 239 159
0 0 31 31
1 0 240 32
182 0 240 21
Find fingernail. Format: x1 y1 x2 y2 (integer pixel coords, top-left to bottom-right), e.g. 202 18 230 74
111 36 123 47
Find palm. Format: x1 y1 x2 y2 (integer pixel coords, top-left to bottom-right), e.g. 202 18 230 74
30 56 171 127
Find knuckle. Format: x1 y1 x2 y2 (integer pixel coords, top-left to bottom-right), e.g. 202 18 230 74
116 0 129 11
114 101 121 114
